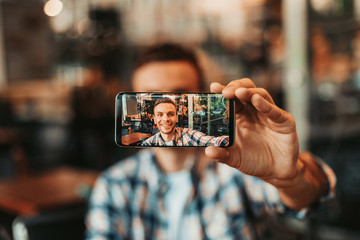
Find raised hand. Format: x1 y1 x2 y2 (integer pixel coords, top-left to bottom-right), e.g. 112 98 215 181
205 78 300 187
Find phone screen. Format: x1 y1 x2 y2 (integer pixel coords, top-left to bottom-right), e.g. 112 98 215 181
115 92 234 147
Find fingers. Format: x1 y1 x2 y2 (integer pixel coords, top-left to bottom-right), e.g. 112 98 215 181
235 88 275 105
210 78 256 96
210 82 224 93
212 79 274 106
211 79 289 125
211 79 257 113
251 94 292 125
205 146 229 163
222 79 256 99
226 78 256 89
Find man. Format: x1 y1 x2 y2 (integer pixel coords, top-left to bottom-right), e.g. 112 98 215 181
141 97 229 147
85 44 336 239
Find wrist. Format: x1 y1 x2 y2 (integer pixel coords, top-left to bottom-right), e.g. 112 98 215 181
279 155 305 189
263 154 305 189
276 152 329 210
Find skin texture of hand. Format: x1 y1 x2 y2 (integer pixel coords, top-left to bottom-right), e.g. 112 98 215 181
206 79 299 184
205 79 327 209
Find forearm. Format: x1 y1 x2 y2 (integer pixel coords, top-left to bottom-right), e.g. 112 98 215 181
276 151 329 210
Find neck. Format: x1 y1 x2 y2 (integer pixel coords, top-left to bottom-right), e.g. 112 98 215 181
153 148 195 173
153 149 210 174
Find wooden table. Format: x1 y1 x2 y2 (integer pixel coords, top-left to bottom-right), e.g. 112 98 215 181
121 132 151 145
0 167 99 216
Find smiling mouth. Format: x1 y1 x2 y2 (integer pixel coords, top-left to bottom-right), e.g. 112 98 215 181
159 122 174 129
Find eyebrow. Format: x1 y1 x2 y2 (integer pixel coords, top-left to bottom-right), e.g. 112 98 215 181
155 111 176 114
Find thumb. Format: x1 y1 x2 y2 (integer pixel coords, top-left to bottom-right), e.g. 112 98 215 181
205 146 229 163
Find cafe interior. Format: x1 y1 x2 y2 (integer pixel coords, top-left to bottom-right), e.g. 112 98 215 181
0 0 360 239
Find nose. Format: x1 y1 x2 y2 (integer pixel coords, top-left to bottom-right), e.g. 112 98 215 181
161 114 170 121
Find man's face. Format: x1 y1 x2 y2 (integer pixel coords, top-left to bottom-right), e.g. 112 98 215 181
132 61 200 92
153 103 178 135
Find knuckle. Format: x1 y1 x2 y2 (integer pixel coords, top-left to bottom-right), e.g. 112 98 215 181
241 78 256 87
257 87 268 94
257 88 274 103
226 79 255 90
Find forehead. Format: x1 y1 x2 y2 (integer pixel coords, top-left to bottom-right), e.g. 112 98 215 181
132 61 200 92
154 103 176 113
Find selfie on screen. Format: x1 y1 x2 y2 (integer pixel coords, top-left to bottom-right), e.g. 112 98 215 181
116 93 233 147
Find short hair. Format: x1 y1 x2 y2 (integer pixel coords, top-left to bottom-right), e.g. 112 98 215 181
135 43 205 90
153 97 177 114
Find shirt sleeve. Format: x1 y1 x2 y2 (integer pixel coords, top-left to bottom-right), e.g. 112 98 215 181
313 157 336 204
241 158 336 220
186 129 229 146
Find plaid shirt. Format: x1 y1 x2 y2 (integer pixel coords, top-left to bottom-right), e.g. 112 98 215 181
141 128 229 147
85 150 335 240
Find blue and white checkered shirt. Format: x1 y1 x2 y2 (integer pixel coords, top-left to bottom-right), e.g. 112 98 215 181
141 128 229 147
85 150 335 240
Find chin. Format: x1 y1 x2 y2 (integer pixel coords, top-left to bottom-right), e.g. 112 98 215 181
160 126 175 134
161 130 173 134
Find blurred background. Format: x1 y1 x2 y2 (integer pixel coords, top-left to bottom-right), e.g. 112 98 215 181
0 0 360 239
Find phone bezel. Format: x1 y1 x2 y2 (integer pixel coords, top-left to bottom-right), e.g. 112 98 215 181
115 92 235 148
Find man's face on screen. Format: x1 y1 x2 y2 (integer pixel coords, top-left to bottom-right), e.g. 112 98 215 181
154 103 178 136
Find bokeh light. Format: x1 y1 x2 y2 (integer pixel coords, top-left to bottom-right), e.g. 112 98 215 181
44 0 63 17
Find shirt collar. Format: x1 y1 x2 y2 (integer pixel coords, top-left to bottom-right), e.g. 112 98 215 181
140 149 196 190
143 149 217 193
156 127 182 146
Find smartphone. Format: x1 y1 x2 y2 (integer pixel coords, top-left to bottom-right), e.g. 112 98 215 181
115 92 235 147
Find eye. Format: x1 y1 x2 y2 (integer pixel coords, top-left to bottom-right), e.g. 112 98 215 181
168 113 174 117
156 113 163 117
